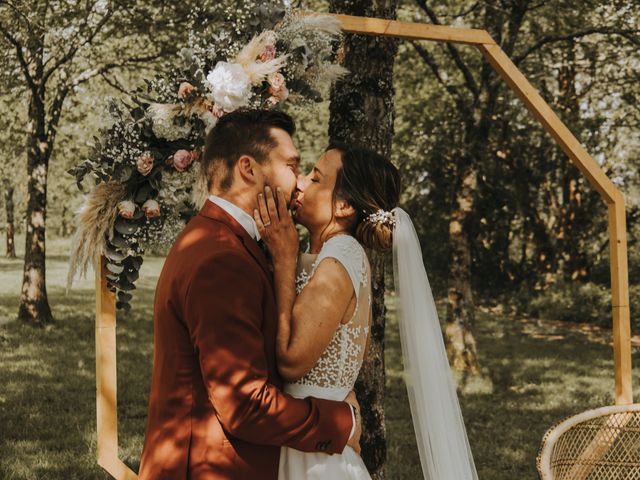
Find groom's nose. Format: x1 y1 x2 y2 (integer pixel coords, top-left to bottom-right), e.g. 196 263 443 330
296 174 307 193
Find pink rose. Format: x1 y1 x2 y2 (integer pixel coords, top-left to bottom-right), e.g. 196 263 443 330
267 72 285 91
260 44 276 62
142 199 161 218
136 153 154 176
117 200 136 219
268 86 289 104
172 149 193 172
212 104 225 118
178 82 195 98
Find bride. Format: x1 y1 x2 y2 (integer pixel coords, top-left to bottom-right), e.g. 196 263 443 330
254 142 478 480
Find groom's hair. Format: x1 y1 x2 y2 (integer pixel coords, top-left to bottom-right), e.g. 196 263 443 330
202 109 296 192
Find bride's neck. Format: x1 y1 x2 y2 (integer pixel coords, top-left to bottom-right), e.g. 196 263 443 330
308 226 349 254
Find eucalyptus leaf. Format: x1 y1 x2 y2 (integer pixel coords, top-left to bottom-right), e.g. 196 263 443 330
114 218 139 235
105 245 125 262
117 280 136 291
117 291 133 302
106 262 124 274
109 234 128 248
116 300 132 311
126 269 140 283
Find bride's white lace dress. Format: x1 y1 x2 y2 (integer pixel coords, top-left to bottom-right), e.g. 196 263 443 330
278 234 372 480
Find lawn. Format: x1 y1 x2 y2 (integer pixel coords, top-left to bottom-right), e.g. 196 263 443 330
1 237 638 479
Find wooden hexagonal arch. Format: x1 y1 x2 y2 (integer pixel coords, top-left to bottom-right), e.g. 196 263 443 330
94 13 633 479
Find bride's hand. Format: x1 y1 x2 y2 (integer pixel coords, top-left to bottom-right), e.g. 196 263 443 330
254 186 299 264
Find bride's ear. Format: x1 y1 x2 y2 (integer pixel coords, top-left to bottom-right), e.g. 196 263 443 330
334 199 356 220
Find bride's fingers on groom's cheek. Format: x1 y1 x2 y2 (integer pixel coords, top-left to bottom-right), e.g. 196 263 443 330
264 186 278 221
276 187 288 220
258 192 270 225
253 209 264 233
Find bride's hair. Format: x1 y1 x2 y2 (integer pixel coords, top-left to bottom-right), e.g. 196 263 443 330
328 141 401 251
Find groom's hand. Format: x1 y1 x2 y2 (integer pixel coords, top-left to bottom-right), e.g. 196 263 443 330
345 390 362 454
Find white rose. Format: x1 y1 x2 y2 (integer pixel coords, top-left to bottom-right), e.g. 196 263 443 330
205 62 251 112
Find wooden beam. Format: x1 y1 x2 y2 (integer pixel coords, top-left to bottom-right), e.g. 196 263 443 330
326 13 495 45
96 255 139 479
608 195 633 404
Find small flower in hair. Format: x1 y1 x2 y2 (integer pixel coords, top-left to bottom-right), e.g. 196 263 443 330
366 209 396 227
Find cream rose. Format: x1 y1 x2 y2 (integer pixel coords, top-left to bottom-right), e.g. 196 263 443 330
136 153 154 176
117 200 136 219
267 72 286 91
142 199 161 218
205 62 251 112
268 86 289 104
178 82 195 98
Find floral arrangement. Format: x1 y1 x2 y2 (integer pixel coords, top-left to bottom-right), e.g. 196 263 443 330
67 4 348 311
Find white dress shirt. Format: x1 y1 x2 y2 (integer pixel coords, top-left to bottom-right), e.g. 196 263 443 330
208 195 261 241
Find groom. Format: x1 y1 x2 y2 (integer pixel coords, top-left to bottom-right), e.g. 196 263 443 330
139 109 361 479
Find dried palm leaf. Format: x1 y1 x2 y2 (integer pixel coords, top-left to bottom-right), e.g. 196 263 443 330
67 181 125 291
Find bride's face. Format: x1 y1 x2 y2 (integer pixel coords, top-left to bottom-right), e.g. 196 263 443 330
293 149 343 231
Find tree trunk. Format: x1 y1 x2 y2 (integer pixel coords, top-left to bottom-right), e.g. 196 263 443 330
18 90 54 327
445 167 481 373
4 179 16 259
328 1 398 478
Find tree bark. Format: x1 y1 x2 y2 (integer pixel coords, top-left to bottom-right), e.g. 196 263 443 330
445 166 481 373
328 1 398 478
3 179 16 259
18 86 54 327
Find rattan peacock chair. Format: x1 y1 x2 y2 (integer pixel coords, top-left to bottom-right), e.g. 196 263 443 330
537 404 640 479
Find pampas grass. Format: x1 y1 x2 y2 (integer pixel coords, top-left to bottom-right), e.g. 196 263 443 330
234 30 289 85
294 14 343 36
67 182 125 291
235 31 276 67
191 161 209 210
243 55 289 85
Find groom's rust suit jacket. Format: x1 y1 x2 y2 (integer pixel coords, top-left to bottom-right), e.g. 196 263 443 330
138 199 352 479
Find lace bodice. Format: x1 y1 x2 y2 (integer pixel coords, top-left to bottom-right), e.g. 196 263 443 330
289 235 371 391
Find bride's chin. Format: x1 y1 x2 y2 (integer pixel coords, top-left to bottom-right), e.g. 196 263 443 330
293 210 308 228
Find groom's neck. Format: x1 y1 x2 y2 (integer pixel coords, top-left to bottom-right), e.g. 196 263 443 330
211 189 256 218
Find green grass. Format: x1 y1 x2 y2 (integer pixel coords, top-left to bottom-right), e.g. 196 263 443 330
1 237 639 479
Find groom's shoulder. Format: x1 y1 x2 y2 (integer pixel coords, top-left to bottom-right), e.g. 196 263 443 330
170 213 247 259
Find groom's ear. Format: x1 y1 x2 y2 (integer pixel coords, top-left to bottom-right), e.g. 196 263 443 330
237 155 258 184
335 199 356 219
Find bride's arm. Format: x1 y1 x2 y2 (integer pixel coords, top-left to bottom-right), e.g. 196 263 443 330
255 187 355 382
278 259 354 380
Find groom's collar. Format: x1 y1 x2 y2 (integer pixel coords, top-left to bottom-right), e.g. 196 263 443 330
207 195 261 241
198 197 271 280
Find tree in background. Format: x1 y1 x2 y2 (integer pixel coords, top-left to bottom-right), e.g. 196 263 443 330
0 95 25 260
328 0 398 478
0 1 199 326
396 0 640 370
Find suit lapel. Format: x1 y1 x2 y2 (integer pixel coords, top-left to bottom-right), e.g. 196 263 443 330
198 199 273 282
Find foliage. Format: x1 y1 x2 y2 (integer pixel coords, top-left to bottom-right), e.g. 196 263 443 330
66 4 348 310
392 0 640 308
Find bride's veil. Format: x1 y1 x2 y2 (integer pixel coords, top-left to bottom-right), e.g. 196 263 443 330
392 207 478 480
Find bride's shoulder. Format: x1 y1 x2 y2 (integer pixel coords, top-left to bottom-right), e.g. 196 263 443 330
320 234 365 260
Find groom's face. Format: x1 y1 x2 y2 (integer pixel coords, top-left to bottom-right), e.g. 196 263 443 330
258 128 301 208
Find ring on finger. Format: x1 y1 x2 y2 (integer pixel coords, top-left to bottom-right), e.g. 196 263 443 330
264 221 271 227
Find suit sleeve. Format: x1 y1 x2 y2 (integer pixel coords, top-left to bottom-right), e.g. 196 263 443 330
184 250 353 454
